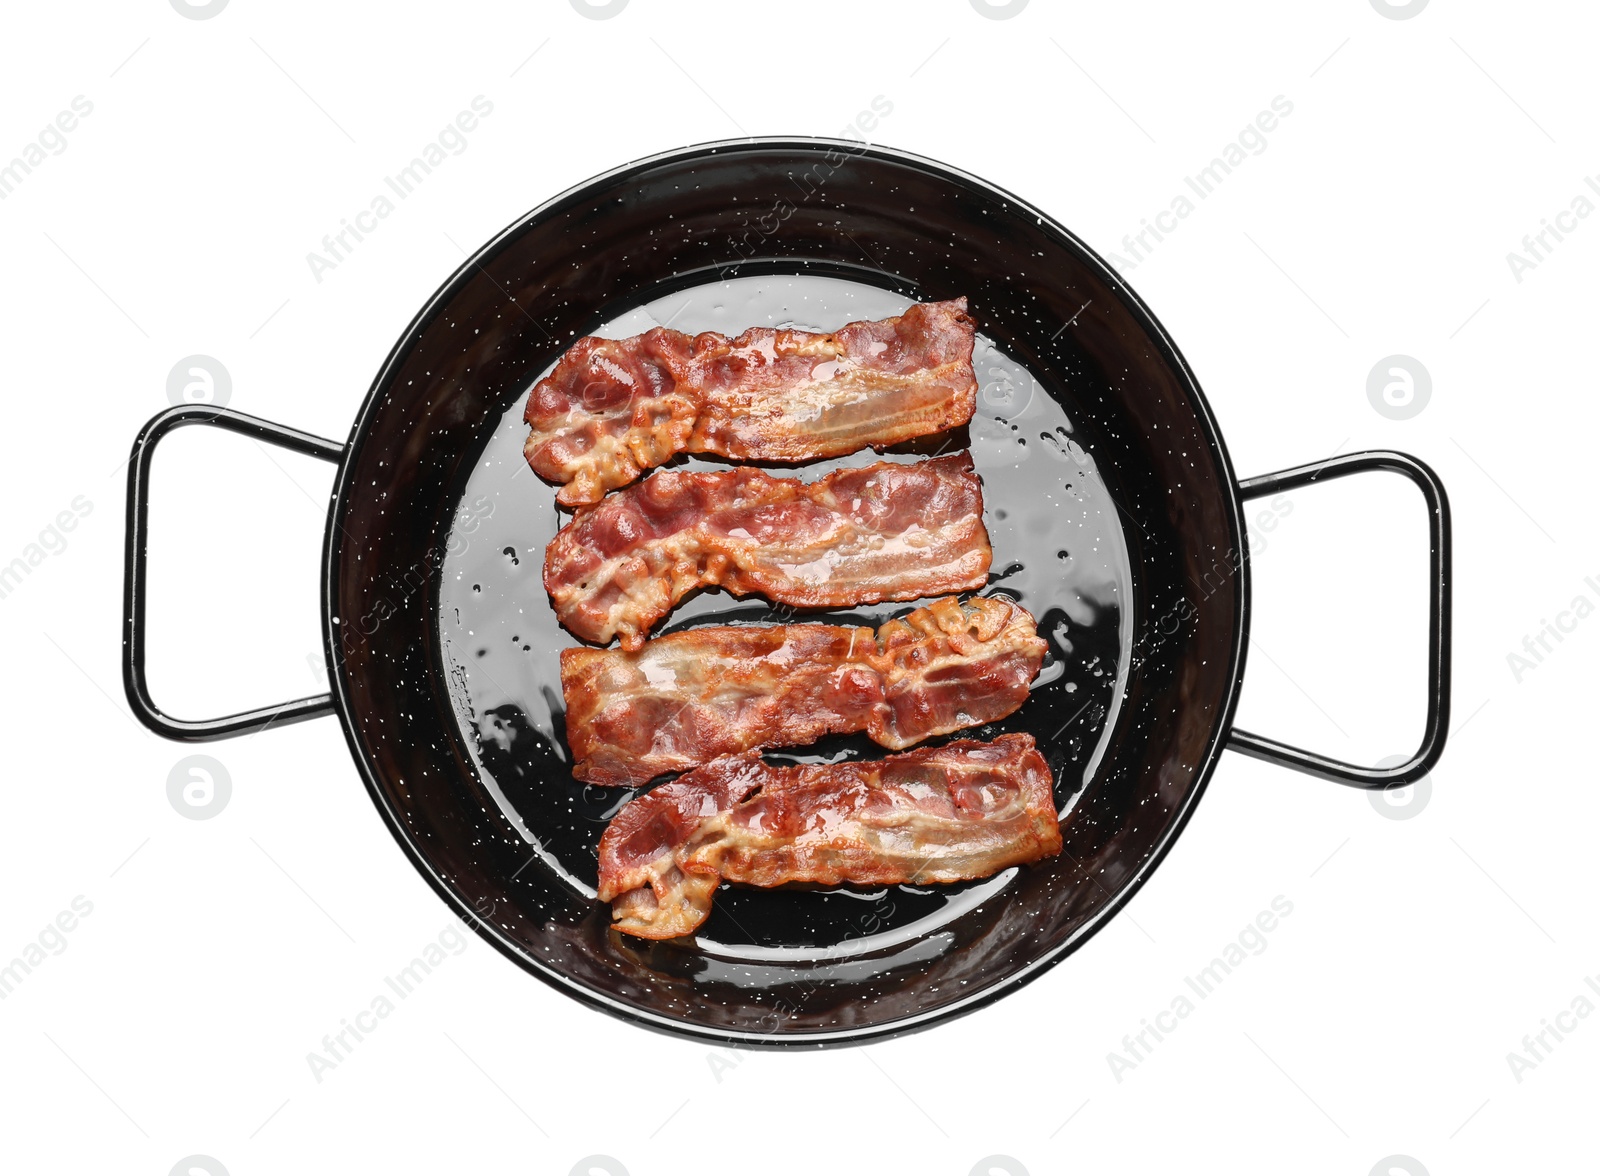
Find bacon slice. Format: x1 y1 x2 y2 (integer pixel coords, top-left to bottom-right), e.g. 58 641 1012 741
523 299 977 507
543 453 991 650
562 596 1046 787
596 734 1061 940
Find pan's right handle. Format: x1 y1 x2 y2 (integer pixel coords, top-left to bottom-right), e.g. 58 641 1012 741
1227 450 1451 789
122 405 345 741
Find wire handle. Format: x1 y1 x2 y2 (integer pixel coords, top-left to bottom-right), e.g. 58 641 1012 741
122 406 344 741
1227 450 1451 789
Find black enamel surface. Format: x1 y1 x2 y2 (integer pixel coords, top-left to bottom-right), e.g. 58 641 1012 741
321 139 1248 1045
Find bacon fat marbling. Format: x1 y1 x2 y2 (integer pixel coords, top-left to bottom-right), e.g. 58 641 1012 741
596 734 1061 939
561 596 1046 787
524 299 977 507
543 453 991 650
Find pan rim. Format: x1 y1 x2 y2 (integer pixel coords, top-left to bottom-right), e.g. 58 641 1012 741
320 135 1252 1047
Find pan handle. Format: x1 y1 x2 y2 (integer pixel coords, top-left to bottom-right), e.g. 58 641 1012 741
1227 450 1451 789
123 405 345 741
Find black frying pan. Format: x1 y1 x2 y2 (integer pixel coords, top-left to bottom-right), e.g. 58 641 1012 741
122 138 1451 1046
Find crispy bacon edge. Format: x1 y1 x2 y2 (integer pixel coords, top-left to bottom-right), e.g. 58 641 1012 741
523 299 978 507
595 733 1061 940
561 595 1047 787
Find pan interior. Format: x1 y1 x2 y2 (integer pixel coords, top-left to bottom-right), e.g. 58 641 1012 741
437 272 1134 959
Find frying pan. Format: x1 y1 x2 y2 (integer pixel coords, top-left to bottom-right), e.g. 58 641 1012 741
122 138 1451 1046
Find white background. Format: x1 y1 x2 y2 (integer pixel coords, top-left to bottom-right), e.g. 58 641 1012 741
1 1 1595 1173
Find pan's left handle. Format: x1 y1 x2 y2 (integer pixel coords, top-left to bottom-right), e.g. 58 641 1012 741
122 405 345 741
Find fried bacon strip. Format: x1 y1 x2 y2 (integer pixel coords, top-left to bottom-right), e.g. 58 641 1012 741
523 299 977 507
596 733 1061 940
562 596 1046 787
543 453 991 650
